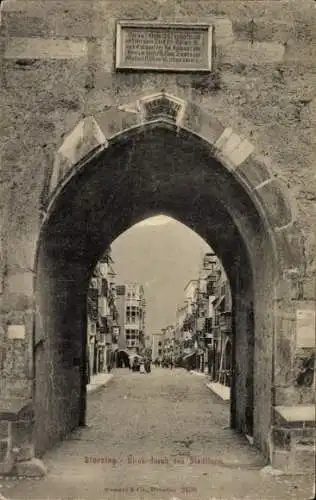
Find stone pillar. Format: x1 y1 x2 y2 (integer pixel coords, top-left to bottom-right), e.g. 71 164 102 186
271 273 315 473
0 400 46 477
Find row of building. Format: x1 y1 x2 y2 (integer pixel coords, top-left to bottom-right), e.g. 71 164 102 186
86 248 146 380
152 252 232 387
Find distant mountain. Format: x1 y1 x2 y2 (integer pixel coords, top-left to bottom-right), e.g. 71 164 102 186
111 217 211 336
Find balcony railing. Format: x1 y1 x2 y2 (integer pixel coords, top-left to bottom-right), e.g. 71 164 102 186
219 314 232 332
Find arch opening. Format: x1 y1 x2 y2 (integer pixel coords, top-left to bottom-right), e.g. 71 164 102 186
34 122 276 459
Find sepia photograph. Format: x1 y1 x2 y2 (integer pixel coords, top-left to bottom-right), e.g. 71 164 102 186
0 0 315 499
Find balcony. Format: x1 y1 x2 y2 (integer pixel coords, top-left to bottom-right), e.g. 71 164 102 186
219 314 232 333
103 333 112 345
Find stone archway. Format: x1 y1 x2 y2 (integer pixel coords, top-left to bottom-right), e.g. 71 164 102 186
1 92 312 477
33 92 303 465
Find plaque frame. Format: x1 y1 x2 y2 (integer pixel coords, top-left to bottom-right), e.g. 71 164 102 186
115 21 213 72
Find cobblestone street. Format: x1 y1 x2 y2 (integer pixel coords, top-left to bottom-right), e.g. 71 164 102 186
0 369 314 500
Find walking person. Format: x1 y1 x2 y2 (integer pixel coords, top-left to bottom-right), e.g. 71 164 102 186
145 358 151 373
140 360 145 374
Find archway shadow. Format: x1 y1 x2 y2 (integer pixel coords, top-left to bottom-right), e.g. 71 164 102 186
34 122 276 460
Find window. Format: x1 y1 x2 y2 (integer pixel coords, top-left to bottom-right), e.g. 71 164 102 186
131 306 137 323
126 331 139 341
127 338 139 348
116 285 125 296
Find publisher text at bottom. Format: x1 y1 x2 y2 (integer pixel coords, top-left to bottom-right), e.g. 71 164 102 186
103 486 197 494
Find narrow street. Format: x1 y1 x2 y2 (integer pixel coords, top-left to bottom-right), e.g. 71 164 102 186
0 369 313 500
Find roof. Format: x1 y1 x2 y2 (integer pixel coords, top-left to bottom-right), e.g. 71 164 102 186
183 352 196 360
214 295 225 309
183 279 198 292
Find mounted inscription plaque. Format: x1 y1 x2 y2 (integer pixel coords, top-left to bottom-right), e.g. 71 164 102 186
116 21 213 72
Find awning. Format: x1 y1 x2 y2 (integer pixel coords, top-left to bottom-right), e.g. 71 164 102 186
196 349 205 355
214 295 225 309
183 352 196 361
129 354 143 360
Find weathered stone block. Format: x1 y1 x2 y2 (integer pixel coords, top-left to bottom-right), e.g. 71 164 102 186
232 19 294 43
214 127 233 150
4 38 88 60
0 399 33 422
272 427 315 457
292 445 316 474
5 234 38 277
255 179 293 229
220 132 243 156
284 41 316 66
14 457 47 477
84 90 115 115
224 138 255 168
293 351 315 389
303 277 316 300
1 13 50 38
292 429 315 447
274 386 302 407
0 439 8 462
7 325 26 341
221 41 285 65
274 227 305 275
274 329 294 386
272 428 291 451
274 404 315 428
213 17 234 45
271 449 292 473
13 442 35 462
49 116 107 193
96 108 141 138
296 308 316 349
1 294 34 315
0 422 8 440
181 101 224 144
235 155 271 190
10 420 35 462
1 379 32 399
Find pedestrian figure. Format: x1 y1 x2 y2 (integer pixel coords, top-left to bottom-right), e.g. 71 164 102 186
140 361 145 374
85 358 90 385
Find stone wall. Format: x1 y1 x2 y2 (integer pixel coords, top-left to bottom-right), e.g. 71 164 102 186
0 0 315 474
1 0 315 278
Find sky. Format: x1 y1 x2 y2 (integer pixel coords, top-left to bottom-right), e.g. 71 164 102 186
111 215 211 336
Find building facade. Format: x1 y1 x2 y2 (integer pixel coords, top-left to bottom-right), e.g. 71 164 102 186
115 283 146 364
87 248 118 380
176 253 232 381
211 265 233 386
0 0 315 475
151 333 164 362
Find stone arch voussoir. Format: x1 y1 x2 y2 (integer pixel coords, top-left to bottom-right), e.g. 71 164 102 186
47 91 299 259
